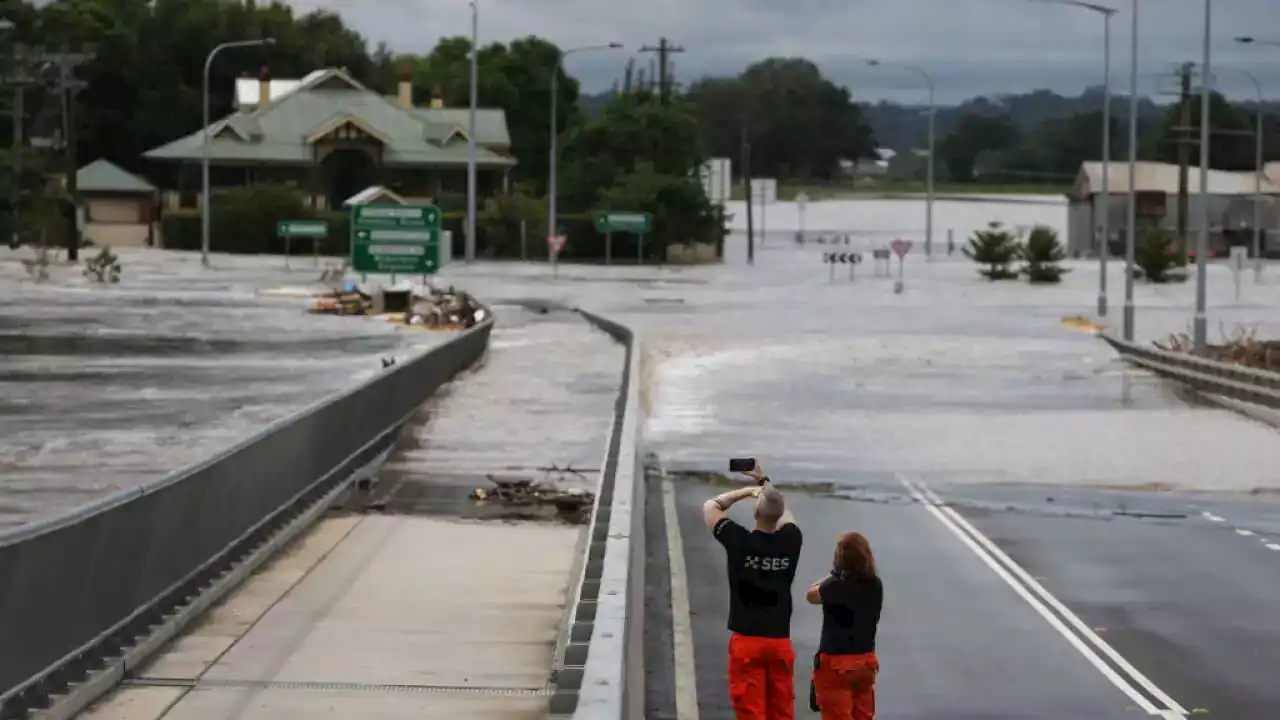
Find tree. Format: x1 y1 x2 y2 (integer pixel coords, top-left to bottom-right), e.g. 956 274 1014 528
402 35 580 194
686 58 877 180
1135 228 1186 283
939 112 1019 182
1153 92 1257 171
963 221 1021 280
1021 225 1068 284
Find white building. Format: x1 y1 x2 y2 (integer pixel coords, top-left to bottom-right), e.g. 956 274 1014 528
1067 161 1280 257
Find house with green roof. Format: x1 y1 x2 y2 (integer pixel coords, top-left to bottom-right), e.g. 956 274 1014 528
143 67 515 214
74 158 159 248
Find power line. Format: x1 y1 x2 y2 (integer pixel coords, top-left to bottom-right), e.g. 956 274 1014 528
638 38 684 104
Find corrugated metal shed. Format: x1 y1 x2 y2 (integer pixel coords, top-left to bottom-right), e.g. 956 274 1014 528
1073 161 1280 198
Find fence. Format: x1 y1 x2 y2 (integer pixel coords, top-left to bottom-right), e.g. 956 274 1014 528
549 311 644 719
0 318 493 718
1099 332 1280 408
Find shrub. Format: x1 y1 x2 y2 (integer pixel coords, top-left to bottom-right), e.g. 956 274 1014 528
161 184 349 256
1021 225 1069 284
83 246 121 283
1135 228 1185 283
479 191 548 259
963 221 1021 280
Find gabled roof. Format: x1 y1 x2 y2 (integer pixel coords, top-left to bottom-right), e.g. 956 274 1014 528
76 159 156 193
342 185 407 206
146 67 514 166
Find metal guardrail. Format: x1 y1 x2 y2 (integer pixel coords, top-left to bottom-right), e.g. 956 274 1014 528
549 311 643 719
1100 332 1280 408
0 318 493 718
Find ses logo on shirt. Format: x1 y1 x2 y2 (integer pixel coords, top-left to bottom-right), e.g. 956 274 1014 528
743 555 791 571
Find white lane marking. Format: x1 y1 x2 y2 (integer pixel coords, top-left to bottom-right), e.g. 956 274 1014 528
1202 512 1226 523
662 478 700 720
1236 529 1255 537
1265 544 1280 552
899 478 1187 718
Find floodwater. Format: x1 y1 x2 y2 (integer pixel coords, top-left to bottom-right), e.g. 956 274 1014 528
0 248 448 528
4 195 1280 528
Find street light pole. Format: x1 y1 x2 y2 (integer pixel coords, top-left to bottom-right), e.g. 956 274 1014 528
1027 1 1117 316
1192 0 1211 353
1123 0 1139 341
1233 38 1275 281
548 42 622 263
866 59 934 253
201 37 274 268
465 0 478 264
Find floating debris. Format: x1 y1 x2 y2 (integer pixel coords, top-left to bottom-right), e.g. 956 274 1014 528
470 474 595 522
310 281 487 329
1155 324 1280 372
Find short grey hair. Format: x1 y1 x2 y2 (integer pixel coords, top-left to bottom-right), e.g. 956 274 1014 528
756 485 785 524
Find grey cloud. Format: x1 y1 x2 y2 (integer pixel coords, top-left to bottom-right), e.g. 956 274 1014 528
290 0 1280 104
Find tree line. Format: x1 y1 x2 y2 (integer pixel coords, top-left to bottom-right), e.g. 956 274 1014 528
2 0 1276 258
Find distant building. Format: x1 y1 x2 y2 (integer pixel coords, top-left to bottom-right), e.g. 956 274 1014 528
840 148 896 177
1067 161 1280 257
72 159 159 248
143 67 515 215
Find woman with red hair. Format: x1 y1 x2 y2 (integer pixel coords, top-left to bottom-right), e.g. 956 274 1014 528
804 532 883 719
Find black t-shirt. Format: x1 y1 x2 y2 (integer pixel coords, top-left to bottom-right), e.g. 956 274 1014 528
713 518 803 638
818 573 883 654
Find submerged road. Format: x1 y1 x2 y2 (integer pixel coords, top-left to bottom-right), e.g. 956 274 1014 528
647 475 1280 719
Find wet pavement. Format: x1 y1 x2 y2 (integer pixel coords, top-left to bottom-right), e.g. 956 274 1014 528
0 247 446 528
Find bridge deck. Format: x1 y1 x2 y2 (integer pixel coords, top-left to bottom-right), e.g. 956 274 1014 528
80 307 623 720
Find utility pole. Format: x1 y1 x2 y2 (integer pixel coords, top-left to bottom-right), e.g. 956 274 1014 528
7 45 29 249
741 124 754 266
1175 62 1193 259
638 37 684 103
38 50 91 260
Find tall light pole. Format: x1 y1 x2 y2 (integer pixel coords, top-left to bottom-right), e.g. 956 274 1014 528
548 42 623 258
1192 0 1212 353
1123 0 1139 341
201 37 274 268
1026 1 1117 316
866 59 935 255
465 0 478 264
1233 38 1275 281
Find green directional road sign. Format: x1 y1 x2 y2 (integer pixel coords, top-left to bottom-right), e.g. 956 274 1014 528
350 203 441 275
594 211 652 234
276 220 327 238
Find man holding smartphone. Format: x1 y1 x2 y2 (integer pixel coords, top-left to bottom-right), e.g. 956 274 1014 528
702 460 803 720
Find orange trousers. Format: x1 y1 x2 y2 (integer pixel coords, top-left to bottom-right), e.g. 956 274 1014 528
727 633 796 720
812 651 879 720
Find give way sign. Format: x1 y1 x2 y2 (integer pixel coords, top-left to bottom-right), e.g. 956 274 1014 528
891 239 913 259
547 234 567 253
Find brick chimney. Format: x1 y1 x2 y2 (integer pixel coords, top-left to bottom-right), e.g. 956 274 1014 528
397 65 413 109
430 83 444 109
258 64 271 108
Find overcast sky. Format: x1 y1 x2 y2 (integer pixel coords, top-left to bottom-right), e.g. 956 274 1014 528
289 0 1280 105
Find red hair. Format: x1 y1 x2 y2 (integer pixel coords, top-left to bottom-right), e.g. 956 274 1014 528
833 532 877 580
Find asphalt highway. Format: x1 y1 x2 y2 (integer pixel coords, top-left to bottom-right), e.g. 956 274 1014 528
645 475 1280 720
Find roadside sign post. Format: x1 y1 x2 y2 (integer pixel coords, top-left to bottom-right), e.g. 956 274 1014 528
548 234 567 278
1231 245 1248 301
350 204 441 285
277 220 328 269
594 211 653 265
605 230 613 266
891 238 913 294
796 191 809 241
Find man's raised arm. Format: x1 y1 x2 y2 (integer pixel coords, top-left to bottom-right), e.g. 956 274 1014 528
703 486 760 530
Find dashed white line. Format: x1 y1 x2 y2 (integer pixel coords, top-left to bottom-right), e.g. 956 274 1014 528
1265 544 1280 552
1202 512 1226 523
1235 529 1255 537
662 477 700 720
898 477 1187 718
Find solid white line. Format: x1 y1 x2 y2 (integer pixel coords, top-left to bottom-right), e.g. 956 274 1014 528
915 482 1186 716
1236 529 1255 537
899 478 1186 717
663 478 700 720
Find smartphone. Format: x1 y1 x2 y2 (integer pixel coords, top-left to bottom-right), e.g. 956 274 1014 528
728 457 757 473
